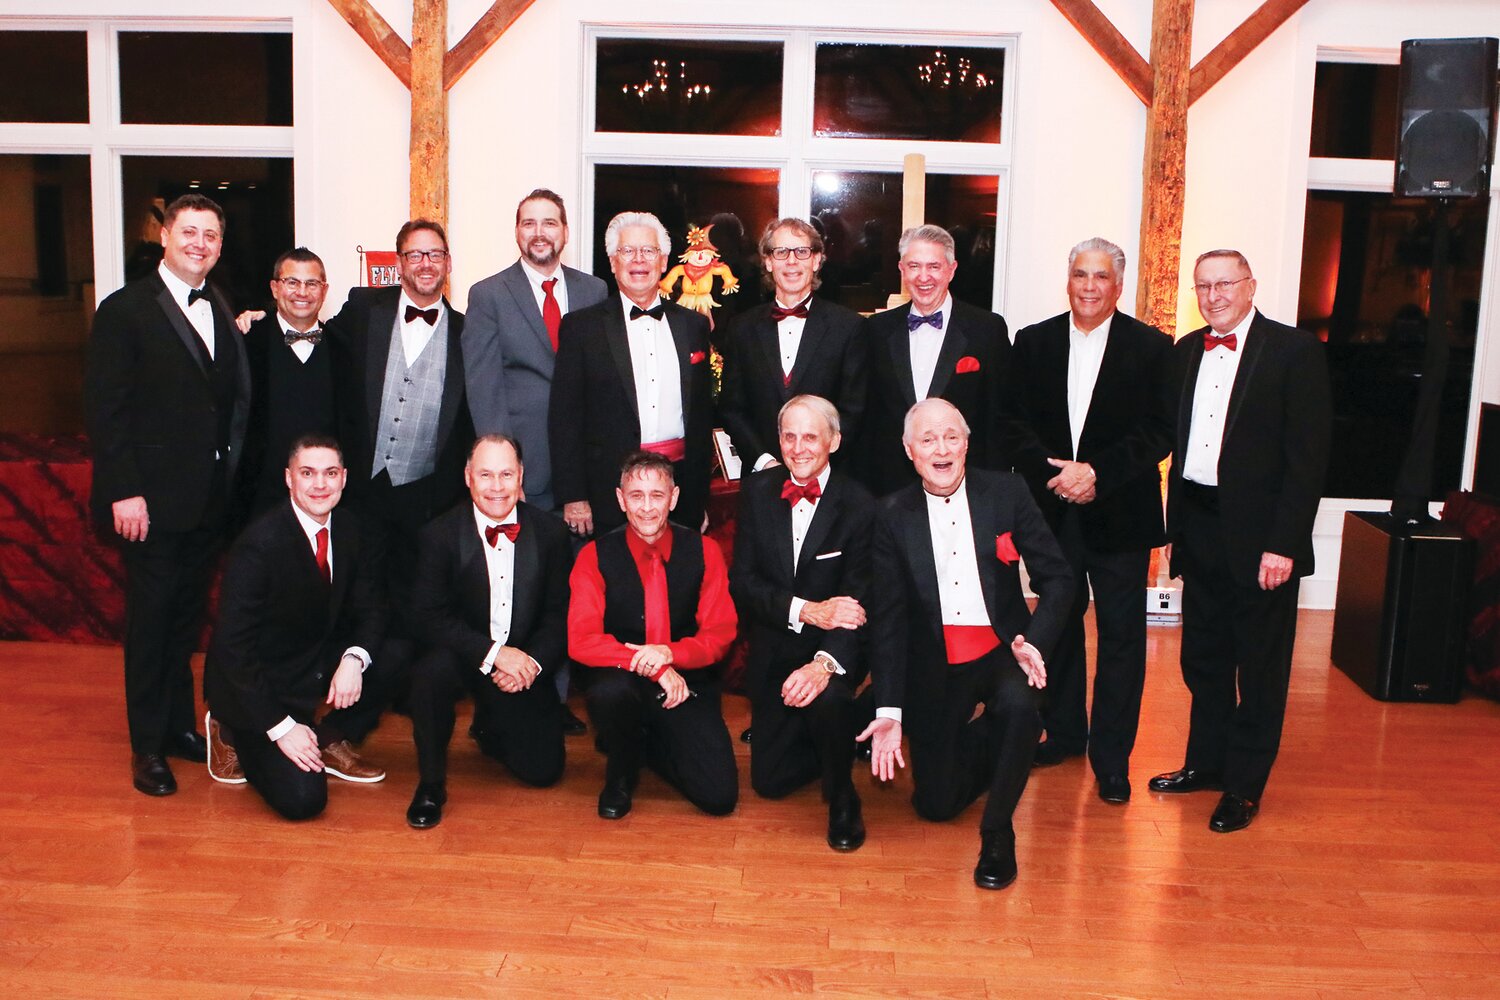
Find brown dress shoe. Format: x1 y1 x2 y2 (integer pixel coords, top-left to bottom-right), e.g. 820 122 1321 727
205 713 245 784
322 740 386 783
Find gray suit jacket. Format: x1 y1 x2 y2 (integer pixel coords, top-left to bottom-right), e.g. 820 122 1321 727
463 261 608 510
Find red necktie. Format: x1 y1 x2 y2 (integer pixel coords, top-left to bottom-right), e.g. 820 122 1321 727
643 546 671 645
1205 332 1237 352
484 522 520 547
781 478 822 506
314 527 330 583
541 277 562 351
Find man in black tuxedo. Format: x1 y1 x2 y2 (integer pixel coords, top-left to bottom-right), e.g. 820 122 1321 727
859 399 1072 889
719 218 867 475
1002 238 1174 803
204 435 388 820
404 434 572 829
549 211 715 539
861 224 1010 496
1150 249 1331 833
238 248 338 519
85 193 251 796
730 395 875 851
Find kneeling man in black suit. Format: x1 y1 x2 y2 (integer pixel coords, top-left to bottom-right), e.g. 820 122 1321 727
204 434 388 820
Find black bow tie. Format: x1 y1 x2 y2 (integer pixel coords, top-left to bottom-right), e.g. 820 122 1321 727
405 305 439 325
630 303 666 321
284 327 322 346
187 287 210 307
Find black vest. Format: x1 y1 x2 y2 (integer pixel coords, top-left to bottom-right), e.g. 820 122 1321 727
206 314 240 456
596 524 704 645
257 340 336 503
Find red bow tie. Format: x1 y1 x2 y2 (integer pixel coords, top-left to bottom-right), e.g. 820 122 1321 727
1205 332 1237 352
484 522 520 547
781 478 822 506
771 299 810 322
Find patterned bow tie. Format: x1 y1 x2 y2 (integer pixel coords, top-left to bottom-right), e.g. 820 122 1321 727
781 478 822 506
484 522 520 547
630 303 666 321
1204 332 1237 352
907 310 942 332
771 299 810 322
405 305 439 325
283 327 322 346
187 287 210 307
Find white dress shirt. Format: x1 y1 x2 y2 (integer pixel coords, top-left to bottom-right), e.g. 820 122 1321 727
1182 309 1256 485
1066 312 1113 457
909 294 954 402
472 504 520 673
520 258 569 316
278 314 321 364
782 466 845 673
158 261 215 359
620 294 685 444
752 296 813 471
397 291 444 367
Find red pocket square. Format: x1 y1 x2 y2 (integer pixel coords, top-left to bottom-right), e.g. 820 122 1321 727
996 532 1019 565
955 355 981 374
689 351 707 364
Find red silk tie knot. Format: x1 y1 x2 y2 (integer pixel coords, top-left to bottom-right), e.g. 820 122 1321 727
781 478 822 506
405 305 439 325
1205 332 1237 352
484 523 520 547
770 300 810 322
541 277 562 351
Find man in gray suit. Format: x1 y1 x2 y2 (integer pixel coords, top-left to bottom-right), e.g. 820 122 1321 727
464 188 608 733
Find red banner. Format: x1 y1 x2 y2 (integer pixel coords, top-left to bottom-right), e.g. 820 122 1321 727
363 250 401 288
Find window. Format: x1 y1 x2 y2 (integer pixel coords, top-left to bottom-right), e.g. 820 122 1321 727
595 38 782 136
0 31 88 123
118 32 293 126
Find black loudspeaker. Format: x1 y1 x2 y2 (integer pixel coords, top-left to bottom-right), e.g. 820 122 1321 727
1331 512 1473 702
1395 37 1498 198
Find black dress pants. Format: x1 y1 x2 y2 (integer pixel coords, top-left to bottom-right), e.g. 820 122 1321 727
749 671 858 803
229 721 327 821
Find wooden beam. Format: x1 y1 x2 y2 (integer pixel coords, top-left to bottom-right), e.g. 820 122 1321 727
409 0 448 226
1135 0 1194 338
1189 0 1313 104
444 0 538 90
324 0 411 88
1049 0 1154 106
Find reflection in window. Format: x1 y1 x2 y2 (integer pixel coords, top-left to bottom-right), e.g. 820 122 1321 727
596 39 783 136
0 31 88 123
121 156 294 310
814 43 1003 142
1297 191 1489 499
119 32 293 126
1309 63 1400 160
0 155 93 434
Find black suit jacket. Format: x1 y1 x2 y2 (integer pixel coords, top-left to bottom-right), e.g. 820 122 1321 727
84 271 251 532
1166 312 1332 584
324 286 472 516
870 469 1072 736
409 501 572 678
1002 311 1173 552
861 299 1010 495
204 503 385 735
729 468 876 689
548 296 715 533
718 297 868 469
238 313 339 518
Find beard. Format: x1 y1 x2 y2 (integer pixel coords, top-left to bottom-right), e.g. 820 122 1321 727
523 239 560 269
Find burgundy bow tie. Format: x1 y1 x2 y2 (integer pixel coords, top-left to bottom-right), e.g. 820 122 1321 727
484 522 520 547
771 300 810 322
406 305 439 325
781 478 822 506
1205 332 1237 352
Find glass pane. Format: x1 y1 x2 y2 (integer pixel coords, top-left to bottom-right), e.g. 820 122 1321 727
595 39 782 136
121 156 294 311
815 43 1003 142
591 164 781 341
0 154 93 434
809 171 998 314
1297 190 1488 499
1309 63 1400 159
0 31 88 123
119 32 292 126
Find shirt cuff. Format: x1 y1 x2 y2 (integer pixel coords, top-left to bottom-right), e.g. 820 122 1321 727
788 597 806 633
343 647 371 672
481 641 500 675
753 453 777 472
266 716 297 742
876 707 903 724
814 651 846 676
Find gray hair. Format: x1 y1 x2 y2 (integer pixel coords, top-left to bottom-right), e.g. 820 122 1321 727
898 224 956 264
778 394 841 438
1195 248 1253 276
605 211 672 258
901 398 970 445
1068 237 1126 281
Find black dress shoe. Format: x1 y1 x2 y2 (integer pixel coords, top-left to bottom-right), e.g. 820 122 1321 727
1097 774 1131 804
739 726 753 744
561 705 588 736
598 776 633 819
827 795 866 852
406 783 446 829
166 730 208 764
854 739 872 762
1147 768 1223 793
973 833 1017 890
1209 793 1259 833
132 753 177 796
1031 740 1084 768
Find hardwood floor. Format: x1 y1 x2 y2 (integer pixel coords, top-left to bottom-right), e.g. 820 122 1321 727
3 612 1498 998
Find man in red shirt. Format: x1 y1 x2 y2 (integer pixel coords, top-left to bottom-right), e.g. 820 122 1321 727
569 451 738 819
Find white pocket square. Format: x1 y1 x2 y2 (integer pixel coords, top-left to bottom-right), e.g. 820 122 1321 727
814 550 842 560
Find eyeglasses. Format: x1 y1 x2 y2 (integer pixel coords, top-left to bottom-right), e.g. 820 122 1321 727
276 277 326 292
769 246 815 261
401 249 449 264
1192 277 1251 296
614 245 661 261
